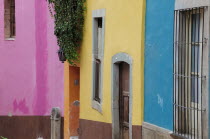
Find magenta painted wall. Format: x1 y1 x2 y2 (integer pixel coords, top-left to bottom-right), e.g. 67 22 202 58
0 0 64 116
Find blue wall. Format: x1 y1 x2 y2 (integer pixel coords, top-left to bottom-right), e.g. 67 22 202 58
144 0 175 130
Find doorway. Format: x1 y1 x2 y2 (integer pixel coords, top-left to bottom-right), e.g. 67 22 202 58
112 52 133 139
119 62 130 139
69 66 80 139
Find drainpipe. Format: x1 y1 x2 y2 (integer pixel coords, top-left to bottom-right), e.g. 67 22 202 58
51 107 61 139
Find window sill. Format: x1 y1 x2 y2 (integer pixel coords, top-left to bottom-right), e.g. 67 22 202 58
92 100 102 114
5 38 15 41
170 133 190 139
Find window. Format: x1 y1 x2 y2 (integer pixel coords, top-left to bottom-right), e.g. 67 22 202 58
94 58 101 102
92 9 105 112
4 0 16 39
173 7 206 139
93 18 103 103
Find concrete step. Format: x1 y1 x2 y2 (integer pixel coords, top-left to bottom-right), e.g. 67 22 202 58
70 136 79 139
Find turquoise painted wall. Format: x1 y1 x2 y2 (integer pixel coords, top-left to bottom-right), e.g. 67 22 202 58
144 0 175 130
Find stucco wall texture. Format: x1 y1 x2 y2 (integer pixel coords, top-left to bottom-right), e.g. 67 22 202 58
0 0 64 116
144 0 175 130
79 0 145 125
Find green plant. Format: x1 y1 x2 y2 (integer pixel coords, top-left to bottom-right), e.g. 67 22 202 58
1 136 8 139
47 0 86 64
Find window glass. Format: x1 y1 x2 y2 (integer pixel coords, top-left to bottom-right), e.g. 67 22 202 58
93 17 104 103
4 0 15 38
191 45 199 73
191 75 199 103
94 59 101 102
191 14 200 43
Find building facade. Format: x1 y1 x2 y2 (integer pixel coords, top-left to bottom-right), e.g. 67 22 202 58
64 0 146 139
144 0 210 139
3 0 210 139
0 0 64 138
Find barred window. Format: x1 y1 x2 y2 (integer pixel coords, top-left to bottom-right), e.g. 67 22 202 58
4 0 16 39
173 7 206 139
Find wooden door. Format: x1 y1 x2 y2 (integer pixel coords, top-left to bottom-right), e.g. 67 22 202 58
119 62 130 139
69 66 80 137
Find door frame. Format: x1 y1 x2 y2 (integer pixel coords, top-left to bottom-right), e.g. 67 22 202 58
111 53 133 139
64 64 80 139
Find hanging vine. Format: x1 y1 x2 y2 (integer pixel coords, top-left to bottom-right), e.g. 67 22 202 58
47 0 86 64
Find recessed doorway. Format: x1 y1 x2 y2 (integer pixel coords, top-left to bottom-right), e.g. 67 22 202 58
112 53 133 139
119 62 130 139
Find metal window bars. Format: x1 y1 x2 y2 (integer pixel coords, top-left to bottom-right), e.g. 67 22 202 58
173 7 206 139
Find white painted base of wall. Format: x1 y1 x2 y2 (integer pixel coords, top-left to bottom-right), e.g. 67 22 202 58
142 122 173 139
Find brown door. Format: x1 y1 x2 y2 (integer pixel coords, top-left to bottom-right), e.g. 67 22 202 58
119 62 130 139
69 66 80 137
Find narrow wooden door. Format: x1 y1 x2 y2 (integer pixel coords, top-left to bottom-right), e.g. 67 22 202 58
69 66 80 137
119 62 130 139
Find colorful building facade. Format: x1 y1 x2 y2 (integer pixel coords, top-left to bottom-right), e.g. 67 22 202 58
3 0 210 139
64 0 146 139
0 0 64 138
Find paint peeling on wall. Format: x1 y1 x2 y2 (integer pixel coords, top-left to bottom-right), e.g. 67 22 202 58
13 99 29 114
157 94 163 112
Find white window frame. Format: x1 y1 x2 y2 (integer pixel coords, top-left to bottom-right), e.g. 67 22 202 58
91 9 105 113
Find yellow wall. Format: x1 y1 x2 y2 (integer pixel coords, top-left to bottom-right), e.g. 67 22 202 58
79 0 145 126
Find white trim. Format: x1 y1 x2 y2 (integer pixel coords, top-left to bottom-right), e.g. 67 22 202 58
91 9 106 113
143 122 173 135
175 0 209 10
5 38 15 41
92 9 106 18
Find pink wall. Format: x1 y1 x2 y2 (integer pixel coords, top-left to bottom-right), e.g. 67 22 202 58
0 0 64 116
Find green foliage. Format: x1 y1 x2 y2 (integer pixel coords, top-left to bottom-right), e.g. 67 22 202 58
47 0 86 64
1 136 8 139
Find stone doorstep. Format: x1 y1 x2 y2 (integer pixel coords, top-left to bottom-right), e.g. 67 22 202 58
142 122 173 139
70 136 79 139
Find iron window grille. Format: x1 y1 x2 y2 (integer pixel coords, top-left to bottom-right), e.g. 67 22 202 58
173 7 206 139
